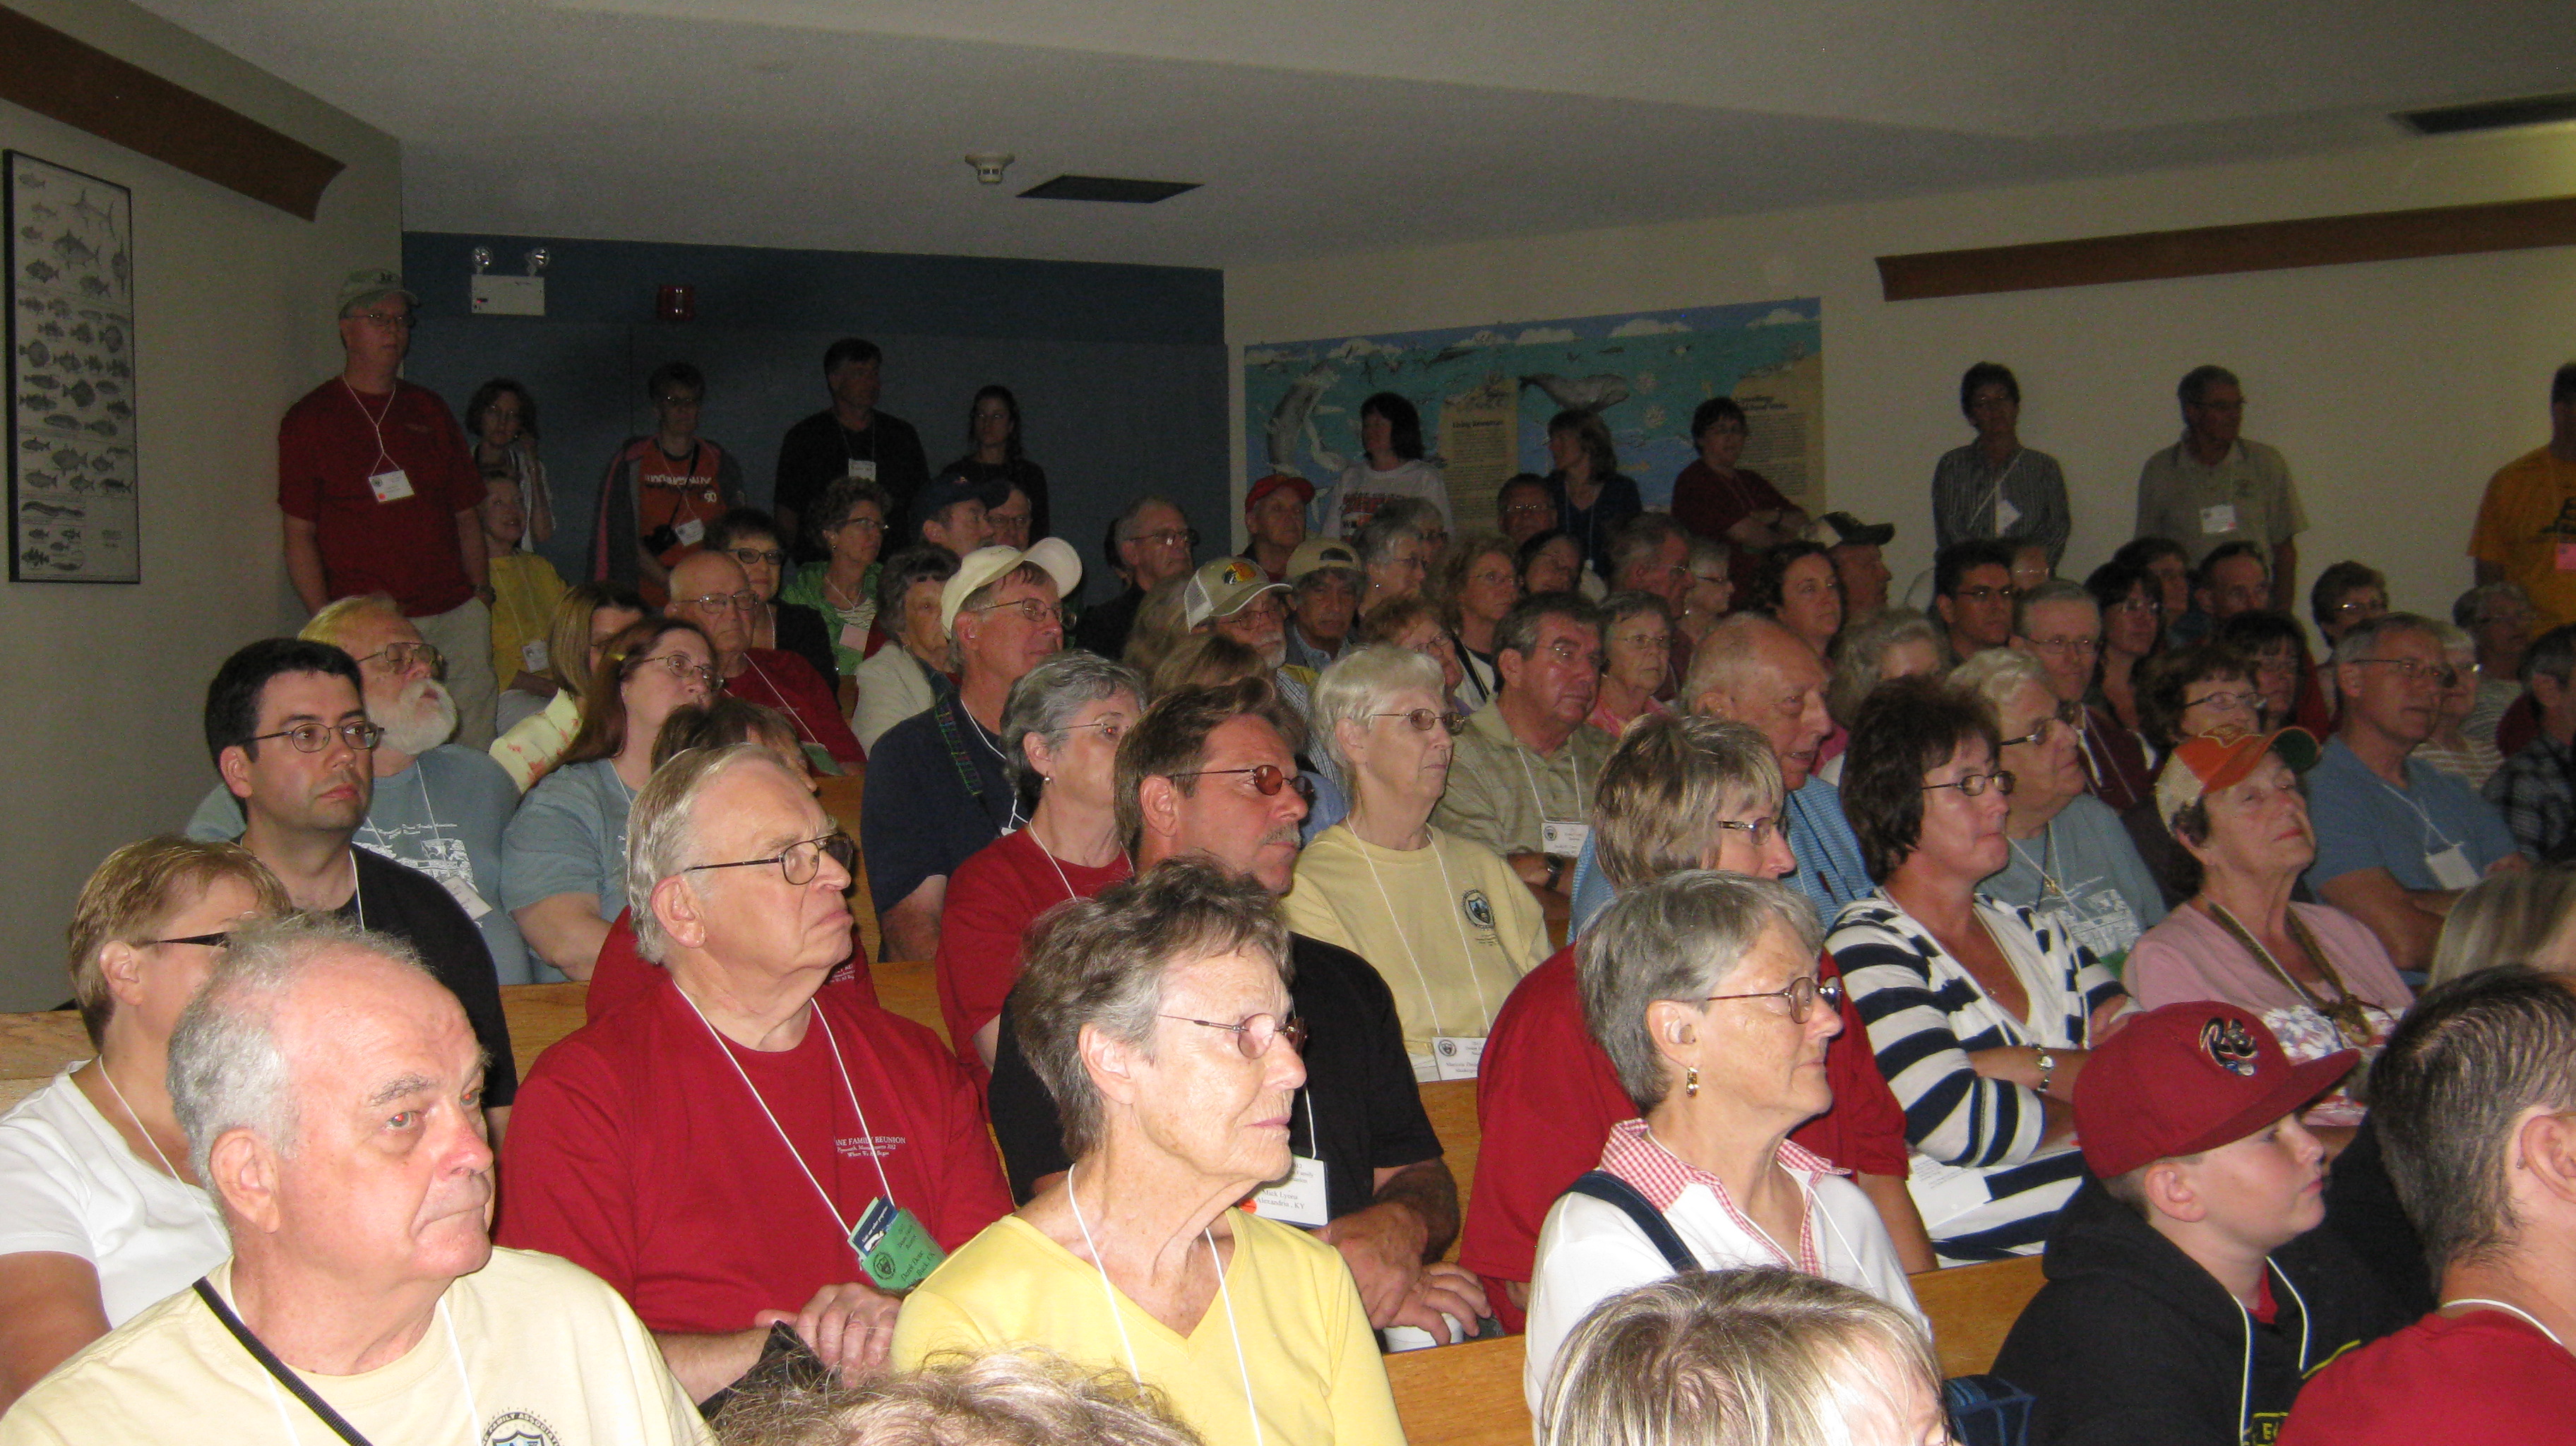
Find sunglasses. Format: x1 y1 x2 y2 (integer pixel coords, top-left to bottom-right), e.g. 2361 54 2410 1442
1169 764 1316 806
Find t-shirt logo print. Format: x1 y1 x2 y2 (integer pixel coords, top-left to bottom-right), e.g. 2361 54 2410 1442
2201 1016 2260 1077
484 1411 561 1446
1461 889 1496 931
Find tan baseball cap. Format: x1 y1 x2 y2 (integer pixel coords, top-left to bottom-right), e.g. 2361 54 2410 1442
1286 539 1361 586
1182 557 1288 628
941 539 1083 633
335 268 418 317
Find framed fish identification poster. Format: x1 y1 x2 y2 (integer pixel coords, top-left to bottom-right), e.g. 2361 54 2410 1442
7 152 138 582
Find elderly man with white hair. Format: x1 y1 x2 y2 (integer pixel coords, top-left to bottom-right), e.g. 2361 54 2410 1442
186 593 538 982
500 743 1012 1404
861 539 1080 961
0 916 706 1445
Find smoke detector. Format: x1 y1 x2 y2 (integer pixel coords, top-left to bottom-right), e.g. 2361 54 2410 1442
966 153 1015 186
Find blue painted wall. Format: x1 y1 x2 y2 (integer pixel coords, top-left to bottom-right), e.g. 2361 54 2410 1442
399 232 1227 605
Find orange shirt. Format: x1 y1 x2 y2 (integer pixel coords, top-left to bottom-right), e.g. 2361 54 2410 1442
636 441 724 570
2469 445 2576 627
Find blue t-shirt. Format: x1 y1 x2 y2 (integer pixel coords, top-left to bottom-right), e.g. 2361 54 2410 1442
500 758 635 924
1568 775 1875 938
2305 736 2523 893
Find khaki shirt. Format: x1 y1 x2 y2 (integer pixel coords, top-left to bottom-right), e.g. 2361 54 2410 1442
1431 698 1616 857
2133 436 2307 565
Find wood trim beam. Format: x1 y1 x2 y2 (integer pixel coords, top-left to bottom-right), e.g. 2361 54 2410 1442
0 3 342 220
1878 193 2576 302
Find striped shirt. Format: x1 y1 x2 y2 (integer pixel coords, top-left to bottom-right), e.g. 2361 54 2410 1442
1829 894 2127 1264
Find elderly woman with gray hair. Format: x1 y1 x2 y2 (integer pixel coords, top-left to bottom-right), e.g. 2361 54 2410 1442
934 652 1146 1080
1282 645 1549 1081
892 859 1406 1446
1521 871 1923 1411
1816 611 1945 785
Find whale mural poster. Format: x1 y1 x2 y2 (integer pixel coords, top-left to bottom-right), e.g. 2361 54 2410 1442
1243 299 1822 538
7 152 138 583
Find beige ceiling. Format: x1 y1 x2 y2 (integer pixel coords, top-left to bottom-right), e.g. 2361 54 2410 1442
133 0 2576 267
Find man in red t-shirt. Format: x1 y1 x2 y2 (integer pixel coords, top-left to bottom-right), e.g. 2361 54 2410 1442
277 269 497 747
2282 966 2576 1445
498 746 1011 1404
1459 712 1931 1331
667 551 864 768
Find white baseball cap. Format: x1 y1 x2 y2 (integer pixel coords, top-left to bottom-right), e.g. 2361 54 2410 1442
941 539 1083 633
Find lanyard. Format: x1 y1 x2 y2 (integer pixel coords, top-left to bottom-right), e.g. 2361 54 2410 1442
2446 1298 2570 1351
1066 1164 1265 1446
737 652 825 750
195 1279 482 1446
677 992 897 1261
1506 735 1585 832
2202 901 2378 1049
2373 770 2460 853
2008 823 2065 906
342 380 396 477
934 695 1021 826
1349 823 1491 1038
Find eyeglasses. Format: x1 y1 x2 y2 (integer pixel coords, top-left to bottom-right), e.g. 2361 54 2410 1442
830 516 885 535
1162 1011 1307 1057
1170 763 1317 806
967 597 1065 626
246 719 383 753
1500 502 1554 519
684 832 857 888
2183 688 2262 712
1712 814 1786 847
2349 657 2460 688
354 640 441 674
1126 527 1199 550
2000 700 2086 748
2110 596 2161 614
679 591 761 615
1049 717 1131 746
1705 975 1845 1024
1369 708 1466 734
145 931 232 950
2329 598 2387 616
2027 635 2100 657
635 651 718 688
1544 638 1606 667
727 547 787 568
1924 770 2016 797
350 309 412 329
1952 585 2020 603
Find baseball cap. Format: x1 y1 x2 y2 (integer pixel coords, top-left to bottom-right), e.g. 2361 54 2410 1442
912 469 1009 530
1286 539 1361 586
1805 511 1895 549
1246 473 1316 511
941 539 1083 633
335 268 418 318
1183 557 1288 628
2154 726 2321 832
2075 1002 2356 1179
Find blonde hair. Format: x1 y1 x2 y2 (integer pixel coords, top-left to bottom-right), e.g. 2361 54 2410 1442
2432 864 2576 986
299 592 404 653
1539 1268 1940 1446
712 1349 1203 1446
1593 715 1782 892
1147 631 1268 701
66 837 290 1047
1119 574 1195 677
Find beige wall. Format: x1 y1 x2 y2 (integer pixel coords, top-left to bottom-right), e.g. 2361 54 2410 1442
1227 127 2576 622
1 0 400 1008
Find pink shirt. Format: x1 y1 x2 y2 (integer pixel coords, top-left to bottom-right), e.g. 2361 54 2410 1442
2128 902 2414 1018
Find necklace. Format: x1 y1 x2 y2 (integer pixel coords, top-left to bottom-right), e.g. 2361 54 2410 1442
2202 900 2378 1048
97 1060 194 1189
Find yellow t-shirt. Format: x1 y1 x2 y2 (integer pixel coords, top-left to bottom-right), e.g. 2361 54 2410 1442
892 1213 1402 1446
1281 823 1549 1079
2469 445 2576 628
0 1248 708 1446
487 551 569 688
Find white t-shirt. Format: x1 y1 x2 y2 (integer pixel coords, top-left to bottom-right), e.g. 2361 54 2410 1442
0 1068 229 1325
0 1248 710 1446
1323 459 1452 539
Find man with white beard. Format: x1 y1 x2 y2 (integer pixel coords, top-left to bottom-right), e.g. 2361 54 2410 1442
1182 557 1308 710
186 595 538 982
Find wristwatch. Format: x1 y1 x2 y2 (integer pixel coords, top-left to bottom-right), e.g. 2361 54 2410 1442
2034 1047 2058 1094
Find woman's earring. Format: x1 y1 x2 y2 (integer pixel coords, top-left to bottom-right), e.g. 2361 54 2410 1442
1684 1065 1700 1099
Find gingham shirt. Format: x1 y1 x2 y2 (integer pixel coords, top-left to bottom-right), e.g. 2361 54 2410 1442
1597 1118 1840 1273
2486 730 2576 861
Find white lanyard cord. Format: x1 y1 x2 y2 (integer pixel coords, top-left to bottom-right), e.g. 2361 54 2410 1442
676 992 898 1253
2446 1297 2569 1350
1066 1164 1265 1446
2374 774 2461 853
96 1061 227 1231
1507 738 1585 841
1349 823 1491 1037
342 379 396 477
254 1295 481 1446
738 652 826 751
361 765 446 860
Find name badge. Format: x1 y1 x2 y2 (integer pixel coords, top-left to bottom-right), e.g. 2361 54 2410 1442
520 638 550 674
2426 843 2480 892
2199 502 2237 535
674 517 706 547
367 467 415 503
838 621 869 651
1540 820 1590 859
2556 541 2576 573
1249 1156 1329 1228
852 1196 946 1292
1431 1034 1485 1082
847 459 878 482
1995 496 2021 532
442 876 495 921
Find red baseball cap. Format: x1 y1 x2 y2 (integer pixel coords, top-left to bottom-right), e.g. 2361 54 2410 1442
1246 472 1314 510
2073 1002 2356 1179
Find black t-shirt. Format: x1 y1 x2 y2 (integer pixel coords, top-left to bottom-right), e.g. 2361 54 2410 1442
986 932 1443 1217
858 690 1017 922
339 847 519 1106
775 409 930 547
775 600 840 693
939 455 1050 543
1070 585 1145 662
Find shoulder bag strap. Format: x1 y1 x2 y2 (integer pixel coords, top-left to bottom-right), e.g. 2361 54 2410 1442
1566 1170 1701 1274
192 1278 377 1446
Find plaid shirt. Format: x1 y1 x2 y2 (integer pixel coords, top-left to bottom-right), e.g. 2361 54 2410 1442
1597 1118 1843 1274
2485 730 2576 860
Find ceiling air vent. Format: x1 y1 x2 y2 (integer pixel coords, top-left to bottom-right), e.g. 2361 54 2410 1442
1018 174 1200 204
2397 92 2576 136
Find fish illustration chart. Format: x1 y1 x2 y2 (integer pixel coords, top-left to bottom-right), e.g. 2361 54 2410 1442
7 155 135 581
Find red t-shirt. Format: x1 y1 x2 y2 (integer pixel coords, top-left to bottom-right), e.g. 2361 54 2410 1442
1457 942 1909 1331
2279 1309 2576 1445
277 378 482 615
585 907 875 1020
496 974 1013 1336
932 829 1131 1082
729 648 866 766
1669 460 1793 595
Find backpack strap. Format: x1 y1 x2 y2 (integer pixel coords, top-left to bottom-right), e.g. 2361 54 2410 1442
1566 1170 1700 1274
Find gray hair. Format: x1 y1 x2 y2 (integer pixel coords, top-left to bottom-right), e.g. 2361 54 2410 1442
1011 859 1290 1161
1577 871 1822 1113
711 1346 1205 1446
626 742 787 963
1948 646 2053 719
2331 611 2441 667
1308 644 1445 792
1353 513 1424 570
1001 652 1146 795
1538 1267 1940 1446
2012 579 2096 638
1825 611 1944 727
2428 620 2476 659
167 914 434 1188
2455 580 2533 630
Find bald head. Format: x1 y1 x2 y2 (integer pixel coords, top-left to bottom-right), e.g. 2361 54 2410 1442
1684 614 1834 790
667 551 754 665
